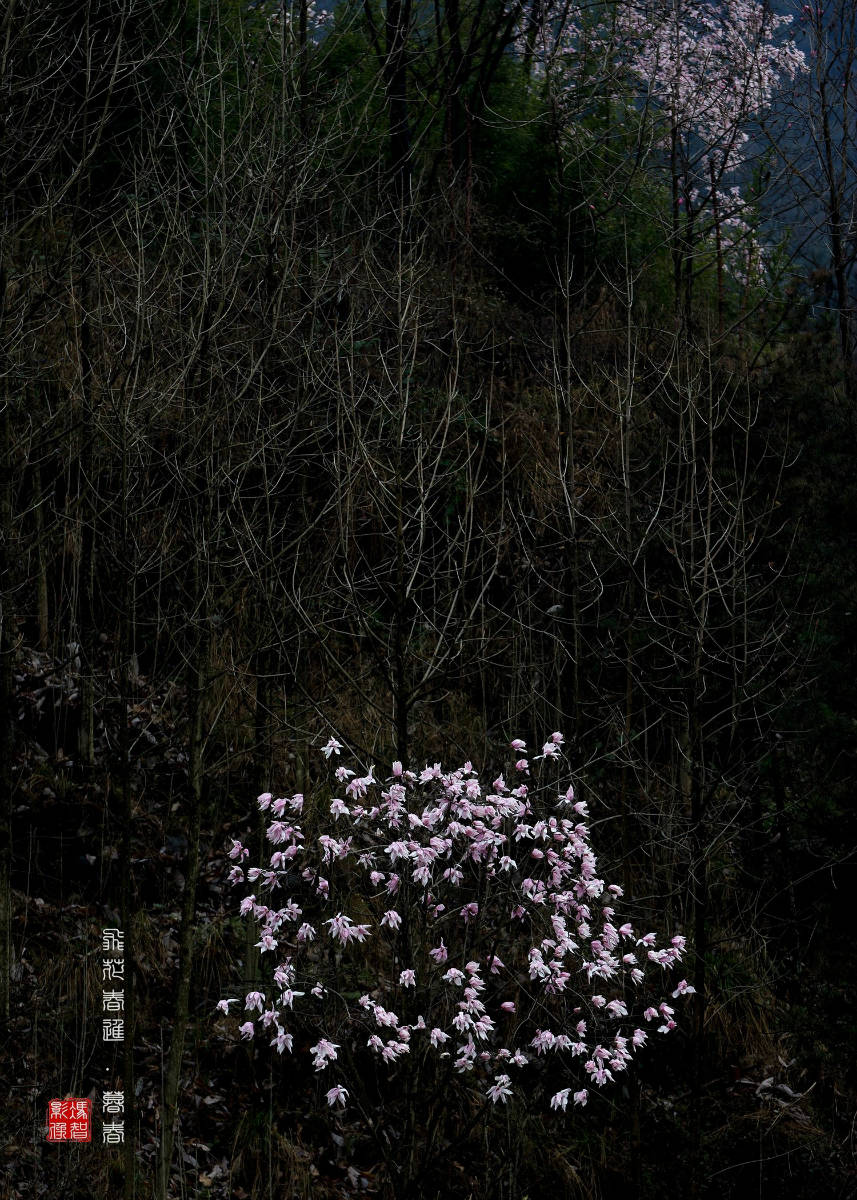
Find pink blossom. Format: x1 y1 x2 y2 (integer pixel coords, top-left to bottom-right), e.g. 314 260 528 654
486 1074 513 1104
271 1029 293 1054
585 1059 613 1086
374 1005 399 1029
266 822 288 845
326 1085 348 1107
531 1029 556 1054
310 1038 339 1071
274 963 294 988
429 941 448 963
324 911 372 944
672 979 696 997
538 741 560 759
382 1039 410 1063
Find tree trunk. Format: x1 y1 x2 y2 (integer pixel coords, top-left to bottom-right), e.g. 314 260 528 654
0 390 14 1024
74 259 96 769
158 565 207 1200
385 0 412 209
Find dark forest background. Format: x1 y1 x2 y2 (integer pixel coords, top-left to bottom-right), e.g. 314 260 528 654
1 0 856 1196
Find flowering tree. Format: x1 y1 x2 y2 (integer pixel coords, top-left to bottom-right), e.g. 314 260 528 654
520 0 805 318
620 0 804 315
219 733 693 1195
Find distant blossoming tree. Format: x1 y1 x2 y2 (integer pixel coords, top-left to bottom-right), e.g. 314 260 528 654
518 0 806 310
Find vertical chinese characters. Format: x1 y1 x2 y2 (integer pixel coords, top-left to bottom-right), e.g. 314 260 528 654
101 928 126 1144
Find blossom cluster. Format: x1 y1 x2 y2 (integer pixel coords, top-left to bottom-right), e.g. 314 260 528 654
519 0 804 166
218 734 693 1112
249 0 333 43
606 0 804 168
